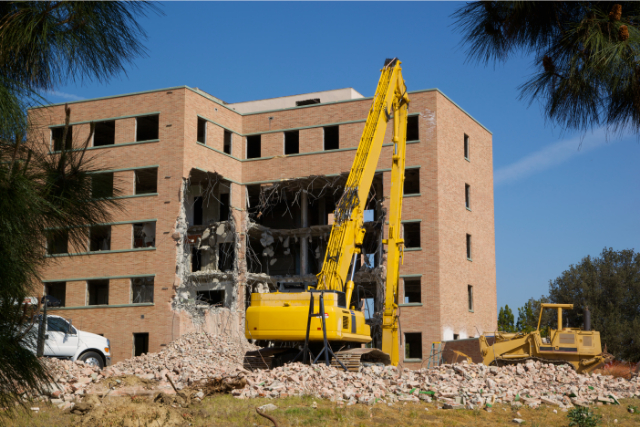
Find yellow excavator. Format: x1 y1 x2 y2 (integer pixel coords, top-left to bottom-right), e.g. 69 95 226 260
244 59 410 369
479 304 611 374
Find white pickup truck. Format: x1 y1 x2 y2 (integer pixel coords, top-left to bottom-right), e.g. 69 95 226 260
29 314 112 369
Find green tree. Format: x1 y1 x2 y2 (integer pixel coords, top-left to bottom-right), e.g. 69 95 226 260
548 248 640 361
498 304 515 332
453 2 640 134
515 296 551 334
0 1 158 414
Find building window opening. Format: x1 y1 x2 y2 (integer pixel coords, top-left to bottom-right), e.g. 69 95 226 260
223 130 232 154
404 279 421 304
134 168 158 195
465 184 471 209
466 233 472 260
94 121 115 146
404 333 422 360
296 98 320 106
197 117 206 144
89 225 111 251
284 130 299 155
136 115 159 141
196 290 225 306
404 168 420 195
192 246 202 272
403 222 421 249
133 222 156 248
406 115 419 141
453 334 460 340
87 279 109 306
132 277 154 304
45 282 66 307
468 285 474 312
218 242 235 272
51 126 73 151
91 172 114 199
47 230 68 255
324 126 339 150
219 192 230 221
193 197 203 226
246 135 261 159
133 333 149 357
464 134 470 160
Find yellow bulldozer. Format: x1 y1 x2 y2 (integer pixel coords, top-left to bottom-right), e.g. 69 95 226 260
479 304 611 374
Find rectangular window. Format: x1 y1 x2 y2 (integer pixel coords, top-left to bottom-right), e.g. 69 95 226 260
132 277 154 304
197 117 207 144
324 126 339 150
284 130 299 155
404 168 420 195
133 222 156 248
468 285 474 312
133 333 149 357
404 333 422 360
465 184 471 210
403 222 421 249
193 197 203 226
466 233 472 260
93 121 116 146
218 242 235 272
51 126 73 151
464 134 470 160
403 279 421 304
223 130 232 154
196 290 225 306
136 115 159 141
406 115 419 141
246 135 261 159
87 279 109 306
134 168 158 195
45 282 66 307
89 225 111 251
91 172 114 199
219 192 230 221
47 230 68 255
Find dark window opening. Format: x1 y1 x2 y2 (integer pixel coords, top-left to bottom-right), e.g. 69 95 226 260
407 115 419 141
193 197 203 226
192 246 202 272
87 279 109 306
92 172 114 199
133 222 156 248
47 230 68 255
89 225 111 251
94 121 115 147
133 333 149 357
197 117 206 144
465 184 470 209
403 222 421 249
136 115 159 141
135 168 158 195
246 135 261 159
468 285 474 311
453 334 460 340
196 290 225 306
284 130 299 155
405 333 422 359
296 98 320 106
404 168 420 195
52 126 73 151
45 282 66 307
464 134 470 159
404 279 421 304
218 242 235 272
466 234 472 260
224 130 232 154
219 192 230 221
324 126 339 150
132 277 154 304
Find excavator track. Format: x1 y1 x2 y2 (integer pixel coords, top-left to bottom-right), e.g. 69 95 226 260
331 348 391 372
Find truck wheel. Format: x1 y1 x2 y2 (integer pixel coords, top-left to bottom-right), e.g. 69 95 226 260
79 351 104 369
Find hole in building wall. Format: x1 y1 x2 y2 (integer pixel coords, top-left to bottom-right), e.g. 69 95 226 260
406 115 419 141
296 98 320 106
404 332 422 359
91 172 114 198
89 225 111 251
196 290 225 306
47 230 68 255
404 168 420 195
45 282 66 307
403 222 421 249
87 279 109 306
51 126 73 151
133 333 149 357
246 135 261 159
218 242 235 272
186 172 232 226
133 222 156 248
135 168 158 195
324 126 339 150
197 117 207 144
284 130 299 155
132 277 154 303
94 121 116 146
223 130 232 154
404 278 421 303
136 115 159 141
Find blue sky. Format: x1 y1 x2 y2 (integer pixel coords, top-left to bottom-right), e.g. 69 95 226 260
44 2 639 313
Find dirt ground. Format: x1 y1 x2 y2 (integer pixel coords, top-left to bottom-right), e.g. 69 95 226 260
3 395 639 426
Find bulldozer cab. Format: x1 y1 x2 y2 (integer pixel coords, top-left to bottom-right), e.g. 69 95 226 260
537 304 601 356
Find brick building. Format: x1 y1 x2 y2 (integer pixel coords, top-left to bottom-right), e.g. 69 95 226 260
30 84 496 369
